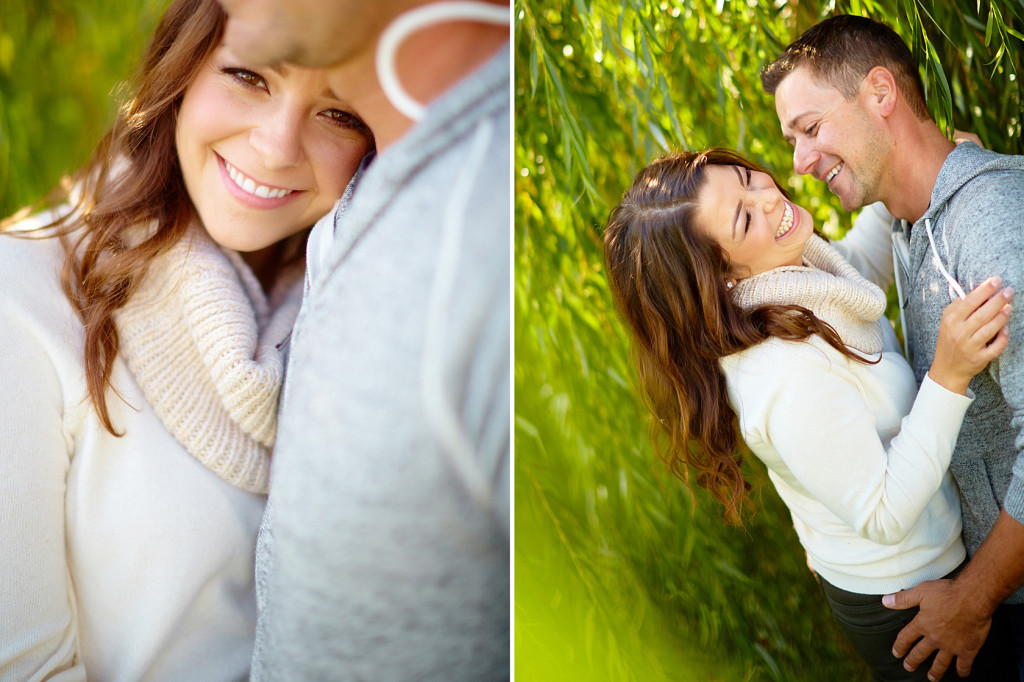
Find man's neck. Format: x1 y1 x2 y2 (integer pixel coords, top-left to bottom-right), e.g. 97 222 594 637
327 14 507 152
881 119 955 224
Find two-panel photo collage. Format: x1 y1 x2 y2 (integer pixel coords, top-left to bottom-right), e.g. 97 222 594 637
1 0 1023 680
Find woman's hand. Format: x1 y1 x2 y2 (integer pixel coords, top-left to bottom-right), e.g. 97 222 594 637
953 129 983 147
928 277 1012 395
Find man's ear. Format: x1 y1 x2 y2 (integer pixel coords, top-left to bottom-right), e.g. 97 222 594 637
862 66 898 117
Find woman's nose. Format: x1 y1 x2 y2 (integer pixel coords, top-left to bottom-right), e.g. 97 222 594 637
249 105 306 169
754 187 781 214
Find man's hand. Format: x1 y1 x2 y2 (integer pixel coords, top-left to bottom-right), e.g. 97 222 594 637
883 578 992 681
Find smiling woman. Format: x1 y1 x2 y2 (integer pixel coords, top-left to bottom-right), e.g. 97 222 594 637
0 0 372 678
176 47 370 255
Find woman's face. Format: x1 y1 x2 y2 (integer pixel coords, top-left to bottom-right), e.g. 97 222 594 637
175 44 371 252
695 164 814 279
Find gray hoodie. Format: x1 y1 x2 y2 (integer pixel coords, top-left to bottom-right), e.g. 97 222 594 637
250 45 510 679
893 142 1024 602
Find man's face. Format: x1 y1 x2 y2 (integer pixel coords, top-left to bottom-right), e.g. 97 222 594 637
774 65 892 212
217 0 395 68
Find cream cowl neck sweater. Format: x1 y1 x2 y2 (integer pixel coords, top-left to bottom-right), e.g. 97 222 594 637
114 222 303 494
731 233 887 354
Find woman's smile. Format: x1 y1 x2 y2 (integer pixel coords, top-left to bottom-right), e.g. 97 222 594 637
774 201 797 240
216 154 302 210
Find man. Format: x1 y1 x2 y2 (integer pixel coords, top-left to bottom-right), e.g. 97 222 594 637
215 0 510 678
761 15 1024 682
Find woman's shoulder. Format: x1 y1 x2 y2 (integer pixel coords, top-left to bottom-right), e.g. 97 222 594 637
0 208 68 269
721 335 840 374
720 336 863 407
0 214 88 422
0 211 80 334
0 233 67 301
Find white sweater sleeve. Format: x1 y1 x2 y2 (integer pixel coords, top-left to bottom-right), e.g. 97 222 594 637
833 201 895 291
734 340 972 545
0 241 84 681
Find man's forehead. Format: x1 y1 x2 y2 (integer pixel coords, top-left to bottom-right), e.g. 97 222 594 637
775 67 840 129
779 64 840 91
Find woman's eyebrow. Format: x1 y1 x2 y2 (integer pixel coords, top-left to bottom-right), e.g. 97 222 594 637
732 165 744 239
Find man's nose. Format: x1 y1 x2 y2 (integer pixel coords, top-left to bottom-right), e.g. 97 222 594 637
793 138 818 176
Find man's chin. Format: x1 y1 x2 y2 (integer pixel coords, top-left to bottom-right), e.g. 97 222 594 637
836 189 867 213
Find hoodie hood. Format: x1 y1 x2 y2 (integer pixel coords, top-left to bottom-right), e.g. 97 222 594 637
921 141 1024 226
906 141 1024 300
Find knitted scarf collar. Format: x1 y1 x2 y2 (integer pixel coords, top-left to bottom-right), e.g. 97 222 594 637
113 223 304 494
731 234 887 354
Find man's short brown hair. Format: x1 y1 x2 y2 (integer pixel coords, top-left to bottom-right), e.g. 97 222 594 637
761 15 929 120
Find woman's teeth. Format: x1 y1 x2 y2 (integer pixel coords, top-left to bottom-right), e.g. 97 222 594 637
225 160 293 199
775 202 794 238
826 162 843 183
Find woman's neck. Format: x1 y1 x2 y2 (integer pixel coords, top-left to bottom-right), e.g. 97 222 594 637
240 243 284 293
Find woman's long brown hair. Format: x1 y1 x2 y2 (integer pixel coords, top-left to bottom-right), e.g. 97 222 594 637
2 0 225 434
603 149 871 524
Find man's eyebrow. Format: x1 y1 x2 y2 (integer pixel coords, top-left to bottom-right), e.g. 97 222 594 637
732 165 743 239
784 110 814 133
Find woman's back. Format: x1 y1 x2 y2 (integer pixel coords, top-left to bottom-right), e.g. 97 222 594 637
720 327 966 594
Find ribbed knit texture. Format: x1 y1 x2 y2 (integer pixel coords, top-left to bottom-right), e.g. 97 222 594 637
732 234 888 354
114 223 303 494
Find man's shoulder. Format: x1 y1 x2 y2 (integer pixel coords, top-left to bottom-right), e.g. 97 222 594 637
951 186 1024 233
955 165 1024 200
933 164 1024 283
942 144 1023 196
939 159 1024 234
936 144 1023 206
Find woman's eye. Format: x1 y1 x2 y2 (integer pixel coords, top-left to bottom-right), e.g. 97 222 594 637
221 67 267 90
744 211 751 234
745 167 751 184
805 123 818 136
321 109 370 134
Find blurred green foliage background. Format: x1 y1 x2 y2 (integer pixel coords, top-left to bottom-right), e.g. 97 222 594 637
0 0 166 218
515 0 1022 680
